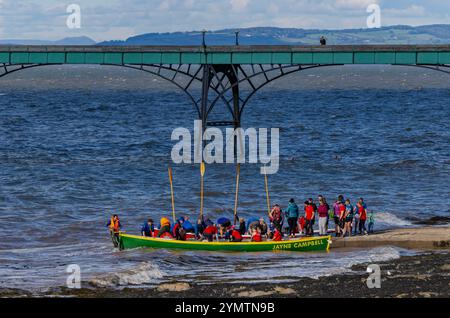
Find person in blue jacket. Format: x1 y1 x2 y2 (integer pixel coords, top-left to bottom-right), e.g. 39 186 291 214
181 216 195 233
141 218 155 237
285 198 299 237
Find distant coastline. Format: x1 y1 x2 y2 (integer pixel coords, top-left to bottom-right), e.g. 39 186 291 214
2 24 450 46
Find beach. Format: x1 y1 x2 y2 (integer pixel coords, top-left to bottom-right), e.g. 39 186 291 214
1 227 449 298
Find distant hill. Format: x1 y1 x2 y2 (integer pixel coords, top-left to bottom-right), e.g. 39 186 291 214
2 25 450 46
0 36 96 45
98 25 450 45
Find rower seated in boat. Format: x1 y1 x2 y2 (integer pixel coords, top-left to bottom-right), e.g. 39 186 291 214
172 218 187 241
217 217 231 236
224 226 243 242
158 217 173 238
181 216 195 233
258 218 268 236
141 218 155 237
272 227 283 241
203 222 218 242
251 228 262 242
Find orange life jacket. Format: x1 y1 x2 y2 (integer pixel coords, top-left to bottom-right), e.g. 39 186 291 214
109 217 120 233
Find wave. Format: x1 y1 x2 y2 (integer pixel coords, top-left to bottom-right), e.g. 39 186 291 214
89 262 165 287
375 212 413 227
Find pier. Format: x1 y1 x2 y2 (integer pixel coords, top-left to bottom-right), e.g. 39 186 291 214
1 45 450 129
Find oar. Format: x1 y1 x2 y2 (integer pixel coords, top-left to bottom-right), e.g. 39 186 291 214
168 166 176 223
200 162 206 219
263 165 271 216
233 163 241 225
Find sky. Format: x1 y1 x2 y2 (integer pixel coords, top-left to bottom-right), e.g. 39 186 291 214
0 0 449 41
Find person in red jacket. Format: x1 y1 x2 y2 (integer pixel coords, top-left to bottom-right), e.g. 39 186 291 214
225 227 243 242
272 228 282 241
251 228 262 242
203 223 218 242
357 198 368 235
305 201 315 236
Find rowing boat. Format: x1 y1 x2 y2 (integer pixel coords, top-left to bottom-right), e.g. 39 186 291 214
119 233 331 252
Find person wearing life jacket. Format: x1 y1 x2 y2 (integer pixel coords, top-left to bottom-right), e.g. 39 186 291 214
269 204 283 232
107 214 121 247
203 222 218 242
225 226 243 242
298 216 306 235
333 195 344 237
141 218 155 237
251 228 262 242
272 227 283 241
357 198 368 235
158 217 173 238
172 218 187 241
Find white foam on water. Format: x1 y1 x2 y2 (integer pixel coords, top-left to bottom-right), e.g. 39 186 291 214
375 212 413 227
89 262 165 287
147 246 407 285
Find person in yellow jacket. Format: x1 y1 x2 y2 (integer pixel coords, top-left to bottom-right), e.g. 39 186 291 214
158 217 172 238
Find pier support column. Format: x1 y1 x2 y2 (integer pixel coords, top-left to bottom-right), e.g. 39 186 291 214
198 64 241 130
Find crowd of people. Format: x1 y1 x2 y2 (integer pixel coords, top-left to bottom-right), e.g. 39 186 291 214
107 195 375 244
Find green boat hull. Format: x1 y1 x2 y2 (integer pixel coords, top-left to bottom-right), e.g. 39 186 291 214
119 234 331 252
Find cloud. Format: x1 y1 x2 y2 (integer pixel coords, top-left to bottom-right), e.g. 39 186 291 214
230 0 250 12
334 0 379 10
0 0 447 41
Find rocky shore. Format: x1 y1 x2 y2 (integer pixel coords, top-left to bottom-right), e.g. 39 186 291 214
2 251 448 298
1 227 449 298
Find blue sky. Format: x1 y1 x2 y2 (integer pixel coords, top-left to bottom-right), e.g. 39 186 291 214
0 0 449 41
